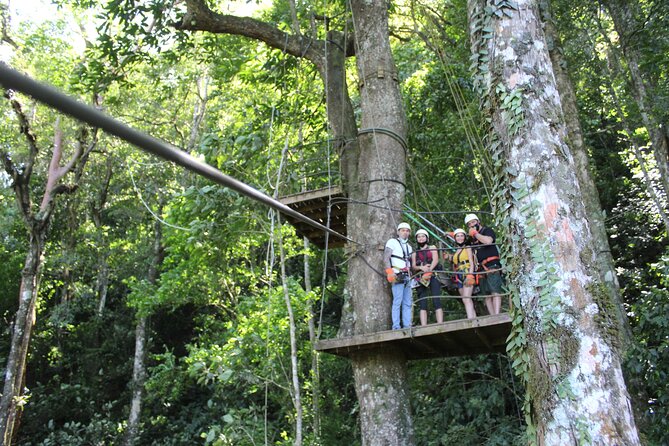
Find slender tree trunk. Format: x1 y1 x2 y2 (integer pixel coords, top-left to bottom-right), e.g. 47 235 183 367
0 230 45 446
345 1 413 444
320 30 359 192
0 109 90 445
123 316 148 446
601 0 669 201
186 75 209 152
298 121 321 439
93 154 113 316
468 0 640 443
303 237 321 440
123 217 163 446
277 221 303 446
592 25 669 234
96 259 110 316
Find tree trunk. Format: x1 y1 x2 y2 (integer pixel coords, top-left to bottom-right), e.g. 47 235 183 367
592 25 669 234
0 230 45 446
277 221 303 446
303 237 321 440
96 259 110 316
123 316 148 446
93 154 113 316
468 0 640 443
345 1 413 444
601 0 669 202
0 106 90 445
539 0 631 351
123 217 163 446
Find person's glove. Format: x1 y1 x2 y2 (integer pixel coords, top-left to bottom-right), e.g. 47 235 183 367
448 231 455 238
464 274 475 287
385 268 397 283
469 228 479 238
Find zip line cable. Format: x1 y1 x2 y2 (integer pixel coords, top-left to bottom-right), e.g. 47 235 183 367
0 63 356 246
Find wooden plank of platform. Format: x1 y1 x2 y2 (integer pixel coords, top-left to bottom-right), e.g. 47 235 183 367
279 186 344 206
314 313 511 360
279 186 347 248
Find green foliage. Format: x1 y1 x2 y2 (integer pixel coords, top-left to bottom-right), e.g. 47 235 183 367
4 0 668 444
624 251 669 445
410 355 525 445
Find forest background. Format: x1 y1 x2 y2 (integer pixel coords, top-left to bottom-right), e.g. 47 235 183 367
0 0 667 444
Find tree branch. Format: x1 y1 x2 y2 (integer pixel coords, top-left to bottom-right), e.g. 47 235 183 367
5 91 39 183
174 0 324 66
39 118 84 214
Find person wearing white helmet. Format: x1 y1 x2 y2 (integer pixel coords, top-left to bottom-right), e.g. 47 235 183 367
411 229 443 326
384 222 414 330
450 228 477 319
465 213 503 315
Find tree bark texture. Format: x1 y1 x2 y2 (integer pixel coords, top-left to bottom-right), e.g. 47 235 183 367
345 1 413 444
468 0 640 444
123 316 148 446
601 0 669 203
0 231 45 446
538 0 631 351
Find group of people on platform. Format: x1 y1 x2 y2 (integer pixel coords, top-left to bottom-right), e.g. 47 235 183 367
383 213 504 330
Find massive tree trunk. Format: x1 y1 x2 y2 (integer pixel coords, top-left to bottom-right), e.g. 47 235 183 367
344 1 413 444
539 0 631 351
601 0 669 202
468 0 640 443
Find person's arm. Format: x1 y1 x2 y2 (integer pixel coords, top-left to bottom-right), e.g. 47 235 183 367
428 245 438 271
384 246 396 283
411 251 418 272
469 227 494 245
383 246 393 269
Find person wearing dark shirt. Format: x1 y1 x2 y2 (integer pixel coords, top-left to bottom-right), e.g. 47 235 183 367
465 213 503 315
411 229 443 326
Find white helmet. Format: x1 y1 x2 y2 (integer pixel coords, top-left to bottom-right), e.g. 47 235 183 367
453 228 466 236
464 213 479 225
415 229 429 241
397 222 411 231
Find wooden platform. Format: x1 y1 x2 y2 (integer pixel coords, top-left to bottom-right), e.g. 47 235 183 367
279 186 347 248
314 313 511 360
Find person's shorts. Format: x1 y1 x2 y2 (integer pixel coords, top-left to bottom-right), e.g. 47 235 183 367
479 268 503 295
